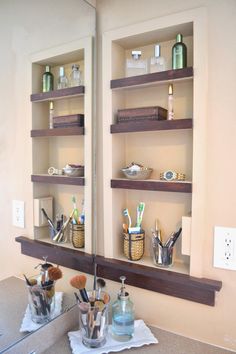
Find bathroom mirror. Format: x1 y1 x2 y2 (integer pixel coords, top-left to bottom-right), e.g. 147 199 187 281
0 0 96 352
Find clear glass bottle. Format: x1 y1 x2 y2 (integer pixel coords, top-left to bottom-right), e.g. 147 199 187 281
112 276 135 341
172 33 187 70
42 65 54 92
69 64 82 87
126 50 148 77
149 44 166 73
49 101 54 129
57 66 68 89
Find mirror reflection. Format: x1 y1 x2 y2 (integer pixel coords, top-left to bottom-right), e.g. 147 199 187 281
0 0 95 352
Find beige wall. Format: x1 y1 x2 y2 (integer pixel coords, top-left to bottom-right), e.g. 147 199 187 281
1 0 236 351
96 0 236 351
0 1 95 277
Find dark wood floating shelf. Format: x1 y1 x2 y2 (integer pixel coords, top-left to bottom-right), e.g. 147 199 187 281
31 126 84 137
30 86 85 102
15 236 94 275
111 118 193 134
16 236 222 306
111 179 192 193
110 67 193 89
31 174 85 186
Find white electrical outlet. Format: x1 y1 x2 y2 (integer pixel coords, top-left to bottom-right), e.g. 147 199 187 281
12 200 25 228
214 226 236 270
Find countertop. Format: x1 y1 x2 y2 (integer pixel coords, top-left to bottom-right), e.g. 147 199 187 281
43 326 234 354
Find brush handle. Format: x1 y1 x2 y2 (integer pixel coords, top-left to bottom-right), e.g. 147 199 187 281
41 208 56 232
80 288 89 302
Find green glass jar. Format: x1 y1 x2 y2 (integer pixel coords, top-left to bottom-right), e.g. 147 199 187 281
42 65 54 92
172 34 187 70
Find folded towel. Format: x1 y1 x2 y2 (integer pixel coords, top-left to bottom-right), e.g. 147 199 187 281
68 319 158 354
20 292 63 332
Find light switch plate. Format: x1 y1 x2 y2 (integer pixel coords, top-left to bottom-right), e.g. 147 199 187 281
214 226 236 270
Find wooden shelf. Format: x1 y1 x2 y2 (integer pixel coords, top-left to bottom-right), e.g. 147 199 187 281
111 118 193 134
30 86 85 102
31 126 84 137
111 178 192 193
110 67 193 89
31 174 85 186
15 236 222 306
15 236 93 275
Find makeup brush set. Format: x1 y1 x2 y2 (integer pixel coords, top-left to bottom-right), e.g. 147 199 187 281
41 196 85 246
151 225 182 267
70 274 110 347
23 258 63 324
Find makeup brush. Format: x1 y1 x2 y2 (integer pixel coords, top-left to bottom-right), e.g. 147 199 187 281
96 278 106 300
70 274 89 302
48 266 63 281
23 274 37 286
74 292 81 303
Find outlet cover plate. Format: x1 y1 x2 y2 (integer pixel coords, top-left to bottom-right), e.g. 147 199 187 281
12 200 25 228
214 226 236 270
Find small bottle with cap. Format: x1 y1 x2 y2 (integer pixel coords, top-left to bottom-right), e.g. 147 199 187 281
42 65 54 92
57 66 68 89
49 101 54 129
126 50 148 77
168 84 174 120
172 33 187 69
149 44 166 73
112 276 135 341
69 64 82 87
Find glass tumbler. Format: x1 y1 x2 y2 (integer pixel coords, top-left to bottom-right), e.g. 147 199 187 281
78 291 110 348
27 277 56 324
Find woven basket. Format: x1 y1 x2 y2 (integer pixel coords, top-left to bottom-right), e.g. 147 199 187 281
70 224 85 248
123 231 145 261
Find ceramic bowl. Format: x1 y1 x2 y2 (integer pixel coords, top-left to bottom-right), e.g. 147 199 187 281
63 166 84 177
121 167 153 180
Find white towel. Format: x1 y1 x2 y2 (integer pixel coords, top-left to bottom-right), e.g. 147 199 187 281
20 292 63 332
68 319 158 354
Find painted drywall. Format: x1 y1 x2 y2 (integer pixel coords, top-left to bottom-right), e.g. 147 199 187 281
0 1 95 282
95 0 236 351
0 0 236 352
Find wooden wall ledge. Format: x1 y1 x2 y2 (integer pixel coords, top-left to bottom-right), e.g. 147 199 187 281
16 236 222 306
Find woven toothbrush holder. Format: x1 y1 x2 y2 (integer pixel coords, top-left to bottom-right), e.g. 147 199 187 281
123 230 145 261
70 223 85 248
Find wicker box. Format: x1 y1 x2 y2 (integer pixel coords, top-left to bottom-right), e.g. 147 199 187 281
70 223 85 248
117 106 167 123
123 231 145 261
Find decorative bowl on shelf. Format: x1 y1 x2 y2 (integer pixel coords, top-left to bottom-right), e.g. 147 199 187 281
121 162 153 180
63 164 84 177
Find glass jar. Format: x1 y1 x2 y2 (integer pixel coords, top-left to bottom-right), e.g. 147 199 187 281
112 276 134 341
70 64 82 87
78 291 110 348
27 276 56 324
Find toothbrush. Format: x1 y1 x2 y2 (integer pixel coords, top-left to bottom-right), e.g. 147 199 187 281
123 208 131 228
136 202 145 228
72 196 79 224
79 199 85 224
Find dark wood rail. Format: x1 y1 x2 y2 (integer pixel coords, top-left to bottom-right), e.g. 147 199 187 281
111 67 193 89
31 86 85 102
16 236 222 306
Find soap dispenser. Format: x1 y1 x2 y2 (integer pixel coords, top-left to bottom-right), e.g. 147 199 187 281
112 276 135 341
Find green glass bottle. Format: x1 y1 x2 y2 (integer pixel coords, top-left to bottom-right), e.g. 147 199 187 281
172 34 187 70
42 65 54 92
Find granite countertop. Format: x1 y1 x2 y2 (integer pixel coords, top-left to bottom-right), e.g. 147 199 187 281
43 326 233 354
